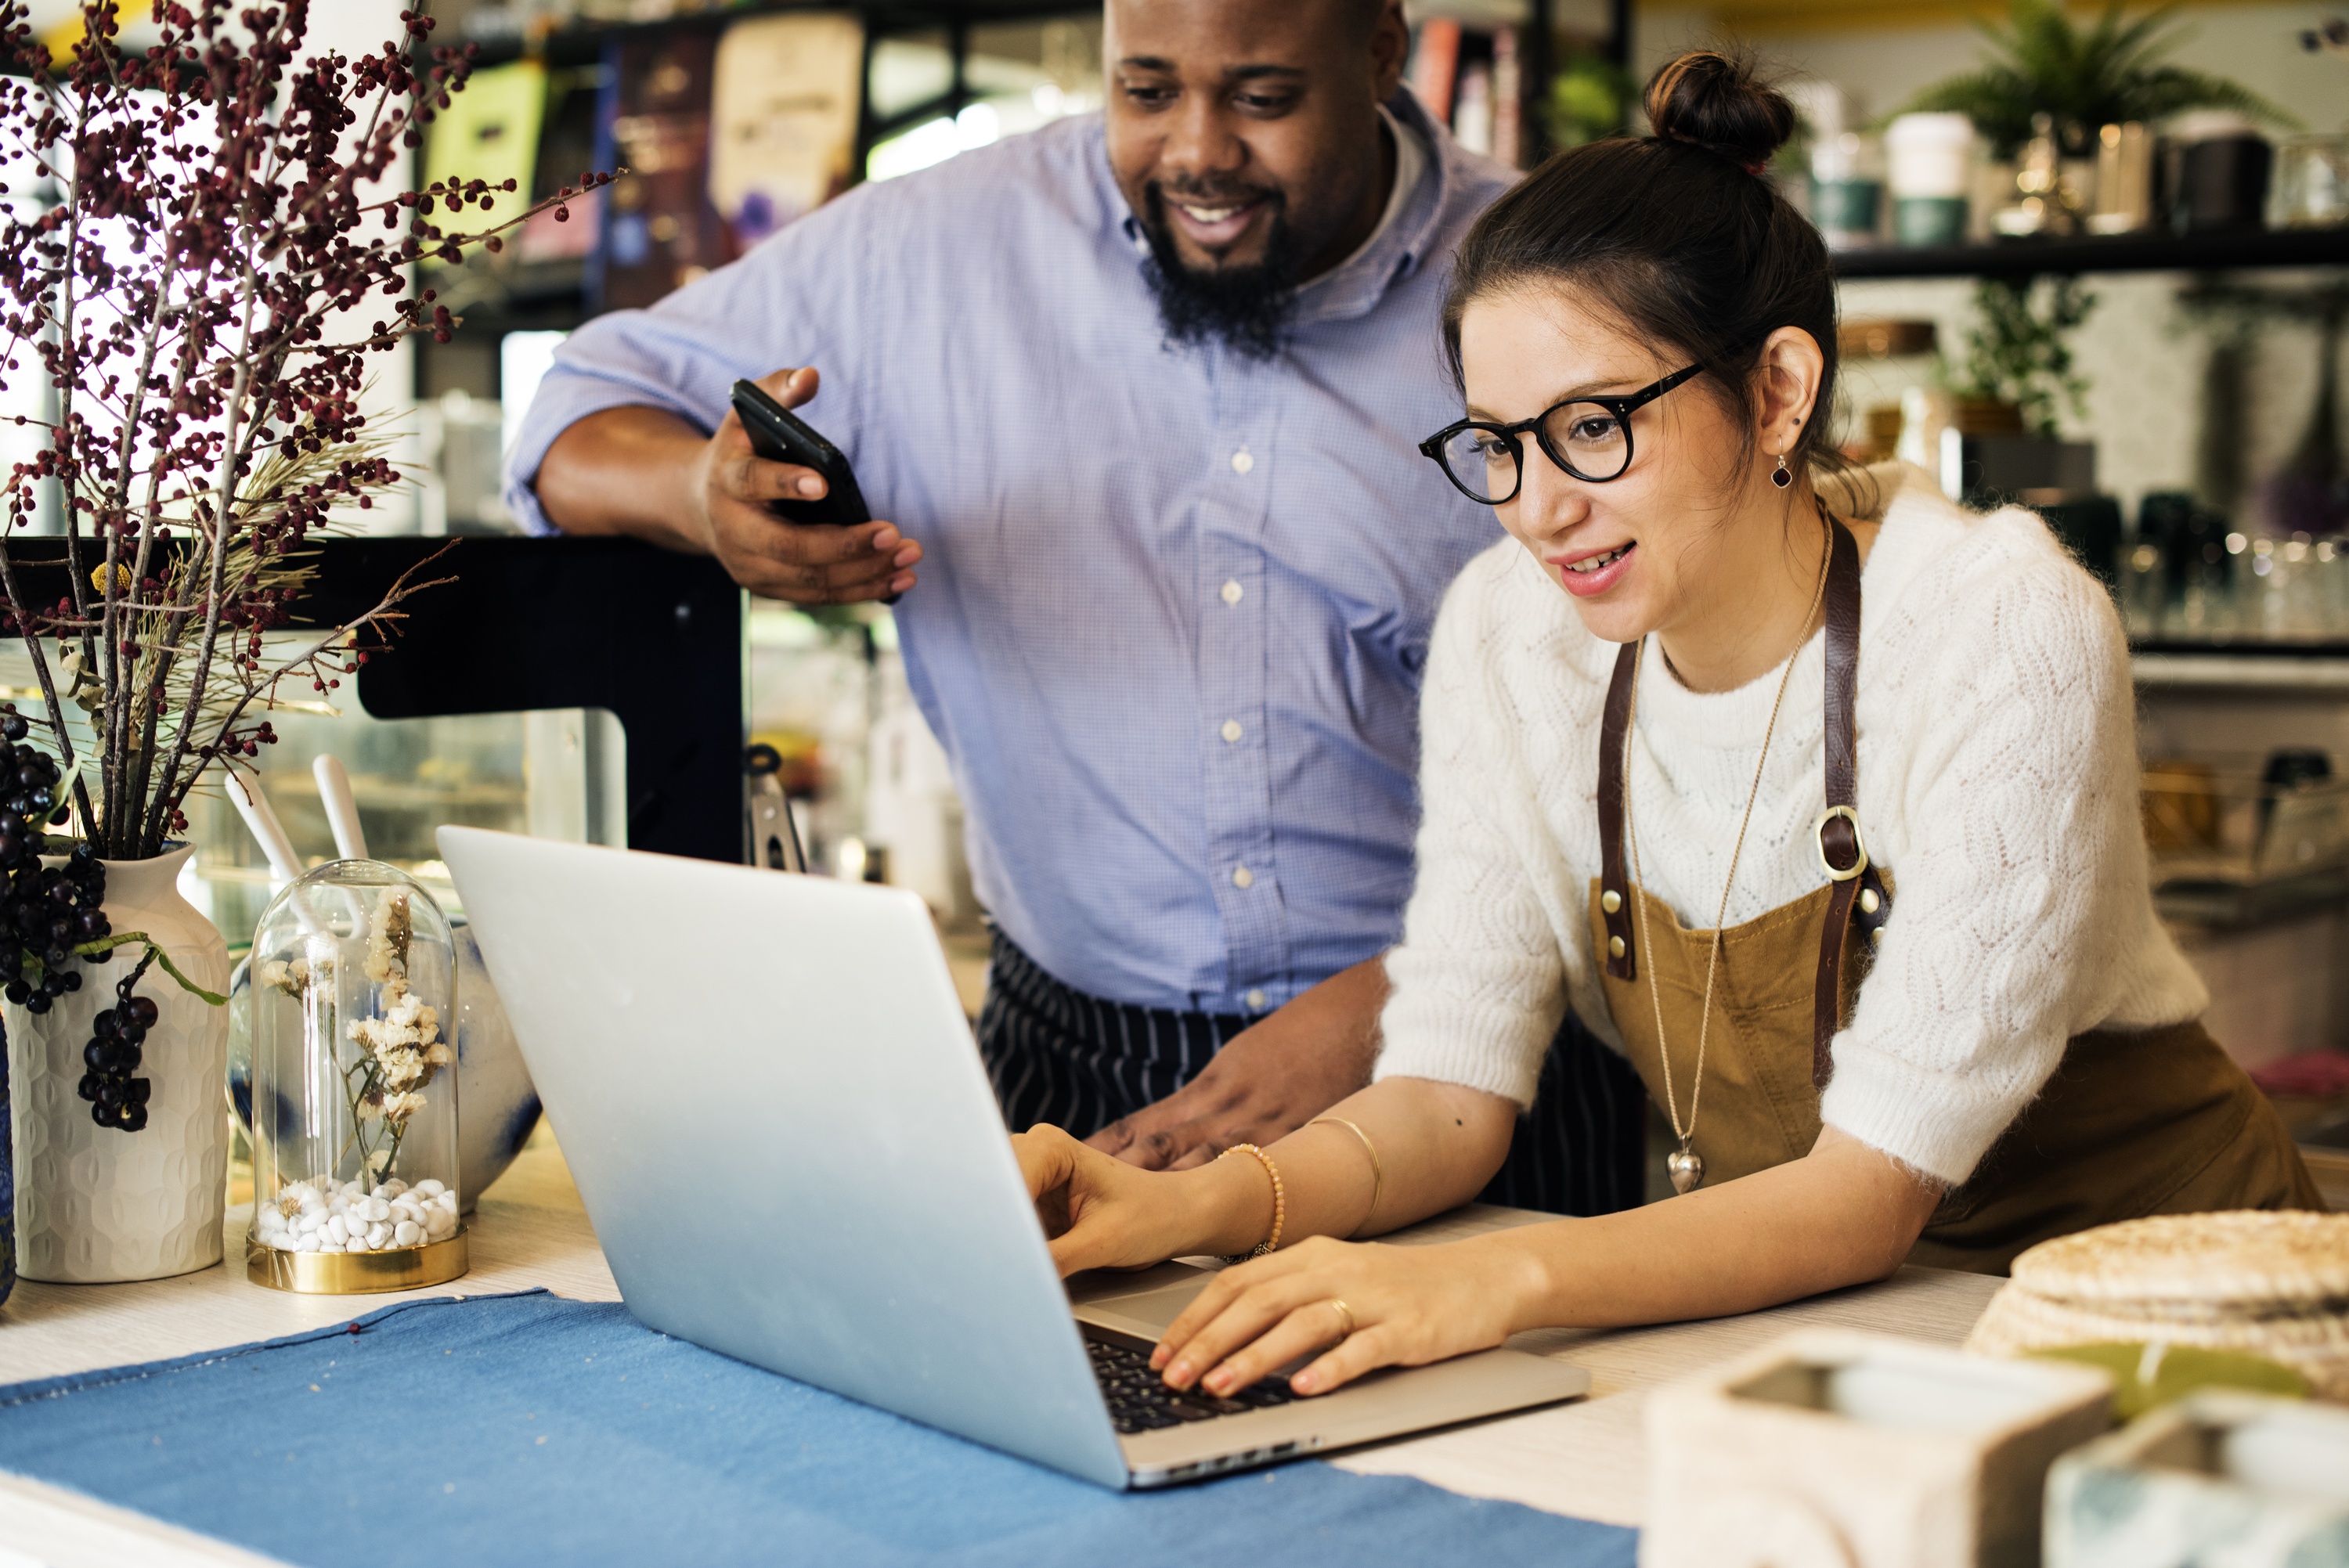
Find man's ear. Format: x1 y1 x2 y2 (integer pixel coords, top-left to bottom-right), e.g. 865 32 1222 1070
1369 0 1410 101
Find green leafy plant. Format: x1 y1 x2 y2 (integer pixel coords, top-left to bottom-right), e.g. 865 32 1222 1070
1904 0 2296 157
1955 276 2098 438
1546 49 1635 149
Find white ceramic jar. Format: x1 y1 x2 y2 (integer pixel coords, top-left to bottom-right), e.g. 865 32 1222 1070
5 844 230 1283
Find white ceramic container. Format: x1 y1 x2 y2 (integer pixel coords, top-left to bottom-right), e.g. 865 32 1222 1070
2045 1391 2349 1568
1644 1329 2113 1568
6 844 230 1282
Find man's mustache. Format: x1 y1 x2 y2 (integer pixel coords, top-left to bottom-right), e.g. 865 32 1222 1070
1146 179 1286 214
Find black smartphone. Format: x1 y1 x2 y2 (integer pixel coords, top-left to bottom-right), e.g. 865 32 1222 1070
729 377 871 528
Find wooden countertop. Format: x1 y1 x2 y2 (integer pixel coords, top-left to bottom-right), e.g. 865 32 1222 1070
0 1139 2001 1564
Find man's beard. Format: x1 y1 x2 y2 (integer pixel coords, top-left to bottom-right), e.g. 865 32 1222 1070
1136 182 1302 362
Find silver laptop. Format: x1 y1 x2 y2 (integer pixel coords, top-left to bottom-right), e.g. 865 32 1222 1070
438 827 1588 1489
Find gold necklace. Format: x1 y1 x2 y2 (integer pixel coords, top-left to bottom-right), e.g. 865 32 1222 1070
1622 520 1832 1195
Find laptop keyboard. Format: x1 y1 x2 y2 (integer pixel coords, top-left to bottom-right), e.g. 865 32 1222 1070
1087 1336 1296 1435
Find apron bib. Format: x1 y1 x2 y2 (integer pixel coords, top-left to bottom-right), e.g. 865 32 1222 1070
1586 517 2321 1274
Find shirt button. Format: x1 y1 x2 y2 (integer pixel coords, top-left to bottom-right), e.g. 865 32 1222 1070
1232 865 1254 890
1230 449 1254 474
1245 988 1267 1011
1221 719 1243 743
1220 579 1243 607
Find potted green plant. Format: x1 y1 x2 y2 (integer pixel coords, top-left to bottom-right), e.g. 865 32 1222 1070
1903 0 2293 157
1545 49 1635 150
1953 276 2096 442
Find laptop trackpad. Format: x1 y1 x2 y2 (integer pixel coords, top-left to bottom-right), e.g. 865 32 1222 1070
1067 1260 1214 1341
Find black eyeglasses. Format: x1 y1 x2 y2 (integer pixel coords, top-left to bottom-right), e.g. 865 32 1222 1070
1418 364 1705 504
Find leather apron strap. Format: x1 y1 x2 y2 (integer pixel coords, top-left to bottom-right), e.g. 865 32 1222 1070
1596 510 1893 1090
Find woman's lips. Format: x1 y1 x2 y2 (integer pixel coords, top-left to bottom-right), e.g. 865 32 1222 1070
1167 196 1266 249
1550 541 1636 598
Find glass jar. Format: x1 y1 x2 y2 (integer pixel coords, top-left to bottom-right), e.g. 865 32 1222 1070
2276 134 2349 229
245 861 465 1292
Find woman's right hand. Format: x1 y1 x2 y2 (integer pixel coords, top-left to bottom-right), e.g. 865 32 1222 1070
1013 1124 1260 1276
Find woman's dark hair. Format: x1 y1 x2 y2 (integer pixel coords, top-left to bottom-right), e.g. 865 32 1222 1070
1443 51 1845 481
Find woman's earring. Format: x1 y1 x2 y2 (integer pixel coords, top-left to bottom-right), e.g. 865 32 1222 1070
1771 452 1793 489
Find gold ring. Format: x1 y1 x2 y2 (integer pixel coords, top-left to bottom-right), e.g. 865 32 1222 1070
1326 1298 1355 1343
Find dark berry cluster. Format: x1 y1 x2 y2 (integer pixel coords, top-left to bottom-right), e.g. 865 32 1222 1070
78 982 159 1133
0 716 110 1021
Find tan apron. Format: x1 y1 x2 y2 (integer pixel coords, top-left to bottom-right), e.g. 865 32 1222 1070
1586 517 2322 1275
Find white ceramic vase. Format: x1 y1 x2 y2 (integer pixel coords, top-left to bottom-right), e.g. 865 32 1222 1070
6 844 231 1282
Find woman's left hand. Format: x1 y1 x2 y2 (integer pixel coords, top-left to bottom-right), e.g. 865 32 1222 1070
1151 1234 1544 1399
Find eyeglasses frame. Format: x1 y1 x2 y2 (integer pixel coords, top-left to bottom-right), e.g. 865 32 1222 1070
1418 362 1707 504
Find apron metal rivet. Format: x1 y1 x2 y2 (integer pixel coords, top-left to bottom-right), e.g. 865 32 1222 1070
1601 889 1622 914
1607 935 1626 959
1860 888 1879 915
1870 926 1882 948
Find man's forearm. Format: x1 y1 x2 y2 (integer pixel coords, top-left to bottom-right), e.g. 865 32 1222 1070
534 406 709 549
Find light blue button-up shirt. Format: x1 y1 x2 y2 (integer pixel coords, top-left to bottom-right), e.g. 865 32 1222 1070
507 98 1514 1016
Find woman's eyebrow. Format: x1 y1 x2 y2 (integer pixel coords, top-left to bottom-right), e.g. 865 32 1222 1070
1464 379 1640 420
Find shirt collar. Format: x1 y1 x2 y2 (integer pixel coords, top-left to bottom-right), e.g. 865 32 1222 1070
1106 90 1461 329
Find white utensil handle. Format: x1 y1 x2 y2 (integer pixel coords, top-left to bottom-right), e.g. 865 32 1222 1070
312 754 368 862
226 771 305 885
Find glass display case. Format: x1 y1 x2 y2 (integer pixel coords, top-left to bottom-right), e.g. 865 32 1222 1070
246 860 465 1292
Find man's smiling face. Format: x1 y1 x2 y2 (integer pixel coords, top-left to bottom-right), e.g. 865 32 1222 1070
1103 0 1406 337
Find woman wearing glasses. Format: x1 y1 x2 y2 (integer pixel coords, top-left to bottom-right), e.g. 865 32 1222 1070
1016 51 2320 1402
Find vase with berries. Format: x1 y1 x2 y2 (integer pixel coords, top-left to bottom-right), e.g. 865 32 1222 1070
0 2 602 1292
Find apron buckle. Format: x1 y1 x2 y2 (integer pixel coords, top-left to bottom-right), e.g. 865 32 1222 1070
1813 805 1869 882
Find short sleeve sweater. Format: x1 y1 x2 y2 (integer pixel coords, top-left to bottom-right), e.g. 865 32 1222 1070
1372 464 2208 1185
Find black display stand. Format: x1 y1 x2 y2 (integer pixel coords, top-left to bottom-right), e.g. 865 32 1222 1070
1 535 748 866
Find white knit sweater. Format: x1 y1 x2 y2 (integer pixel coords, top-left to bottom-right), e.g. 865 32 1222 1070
1373 465 2209 1185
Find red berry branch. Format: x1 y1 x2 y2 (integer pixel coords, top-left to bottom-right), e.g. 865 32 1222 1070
0 1 611 860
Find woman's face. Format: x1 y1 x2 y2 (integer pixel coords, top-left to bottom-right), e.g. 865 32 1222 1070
1456 287 1752 647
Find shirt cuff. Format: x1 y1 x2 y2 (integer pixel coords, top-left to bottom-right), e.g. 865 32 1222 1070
1372 971 1560 1111
1818 1032 2046 1188
501 348 719 537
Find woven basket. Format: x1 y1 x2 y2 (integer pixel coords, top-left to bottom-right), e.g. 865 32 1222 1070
1966 1212 2349 1400
2010 1212 2349 1314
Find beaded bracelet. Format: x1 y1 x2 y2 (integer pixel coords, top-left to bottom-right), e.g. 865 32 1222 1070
1218 1142 1285 1263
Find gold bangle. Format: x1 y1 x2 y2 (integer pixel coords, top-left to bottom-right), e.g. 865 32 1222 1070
1311 1116 1384 1235
1217 1143 1285 1262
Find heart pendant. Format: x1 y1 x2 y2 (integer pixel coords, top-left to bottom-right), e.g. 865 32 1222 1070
1666 1147 1705 1195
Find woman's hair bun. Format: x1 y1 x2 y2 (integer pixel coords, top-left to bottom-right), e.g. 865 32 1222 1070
1643 51 1795 173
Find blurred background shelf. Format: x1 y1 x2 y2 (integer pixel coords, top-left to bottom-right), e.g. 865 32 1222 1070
1833 227 2349 279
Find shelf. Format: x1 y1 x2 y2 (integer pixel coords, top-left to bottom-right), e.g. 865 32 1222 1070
462 0 1103 70
2133 649 2349 691
1832 227 2349 280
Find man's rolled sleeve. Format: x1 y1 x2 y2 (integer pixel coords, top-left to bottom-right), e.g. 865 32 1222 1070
500 227 843 535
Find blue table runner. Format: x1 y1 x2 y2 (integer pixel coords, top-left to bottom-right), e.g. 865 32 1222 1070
0 1290 1636 1568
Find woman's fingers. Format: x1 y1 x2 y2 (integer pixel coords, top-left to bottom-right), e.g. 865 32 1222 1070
1011 1126 1077 1237
1152 1237 1525 1401
1013 1124 1185 1277
1290 1322 1401 1396
1197 1298 1362 1398
1159 1265 1332 1389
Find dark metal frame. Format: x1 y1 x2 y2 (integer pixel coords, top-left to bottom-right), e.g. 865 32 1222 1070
1419 363 1703 503
1 536 749 865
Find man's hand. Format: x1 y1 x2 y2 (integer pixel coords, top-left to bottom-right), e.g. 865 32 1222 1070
687 366 920 603
536 366 924 605
1086 957 1387 1170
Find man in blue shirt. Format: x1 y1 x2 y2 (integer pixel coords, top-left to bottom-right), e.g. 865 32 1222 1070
509 0 1641 1211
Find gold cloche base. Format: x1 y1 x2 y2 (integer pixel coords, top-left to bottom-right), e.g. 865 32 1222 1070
247 1227 469 1294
